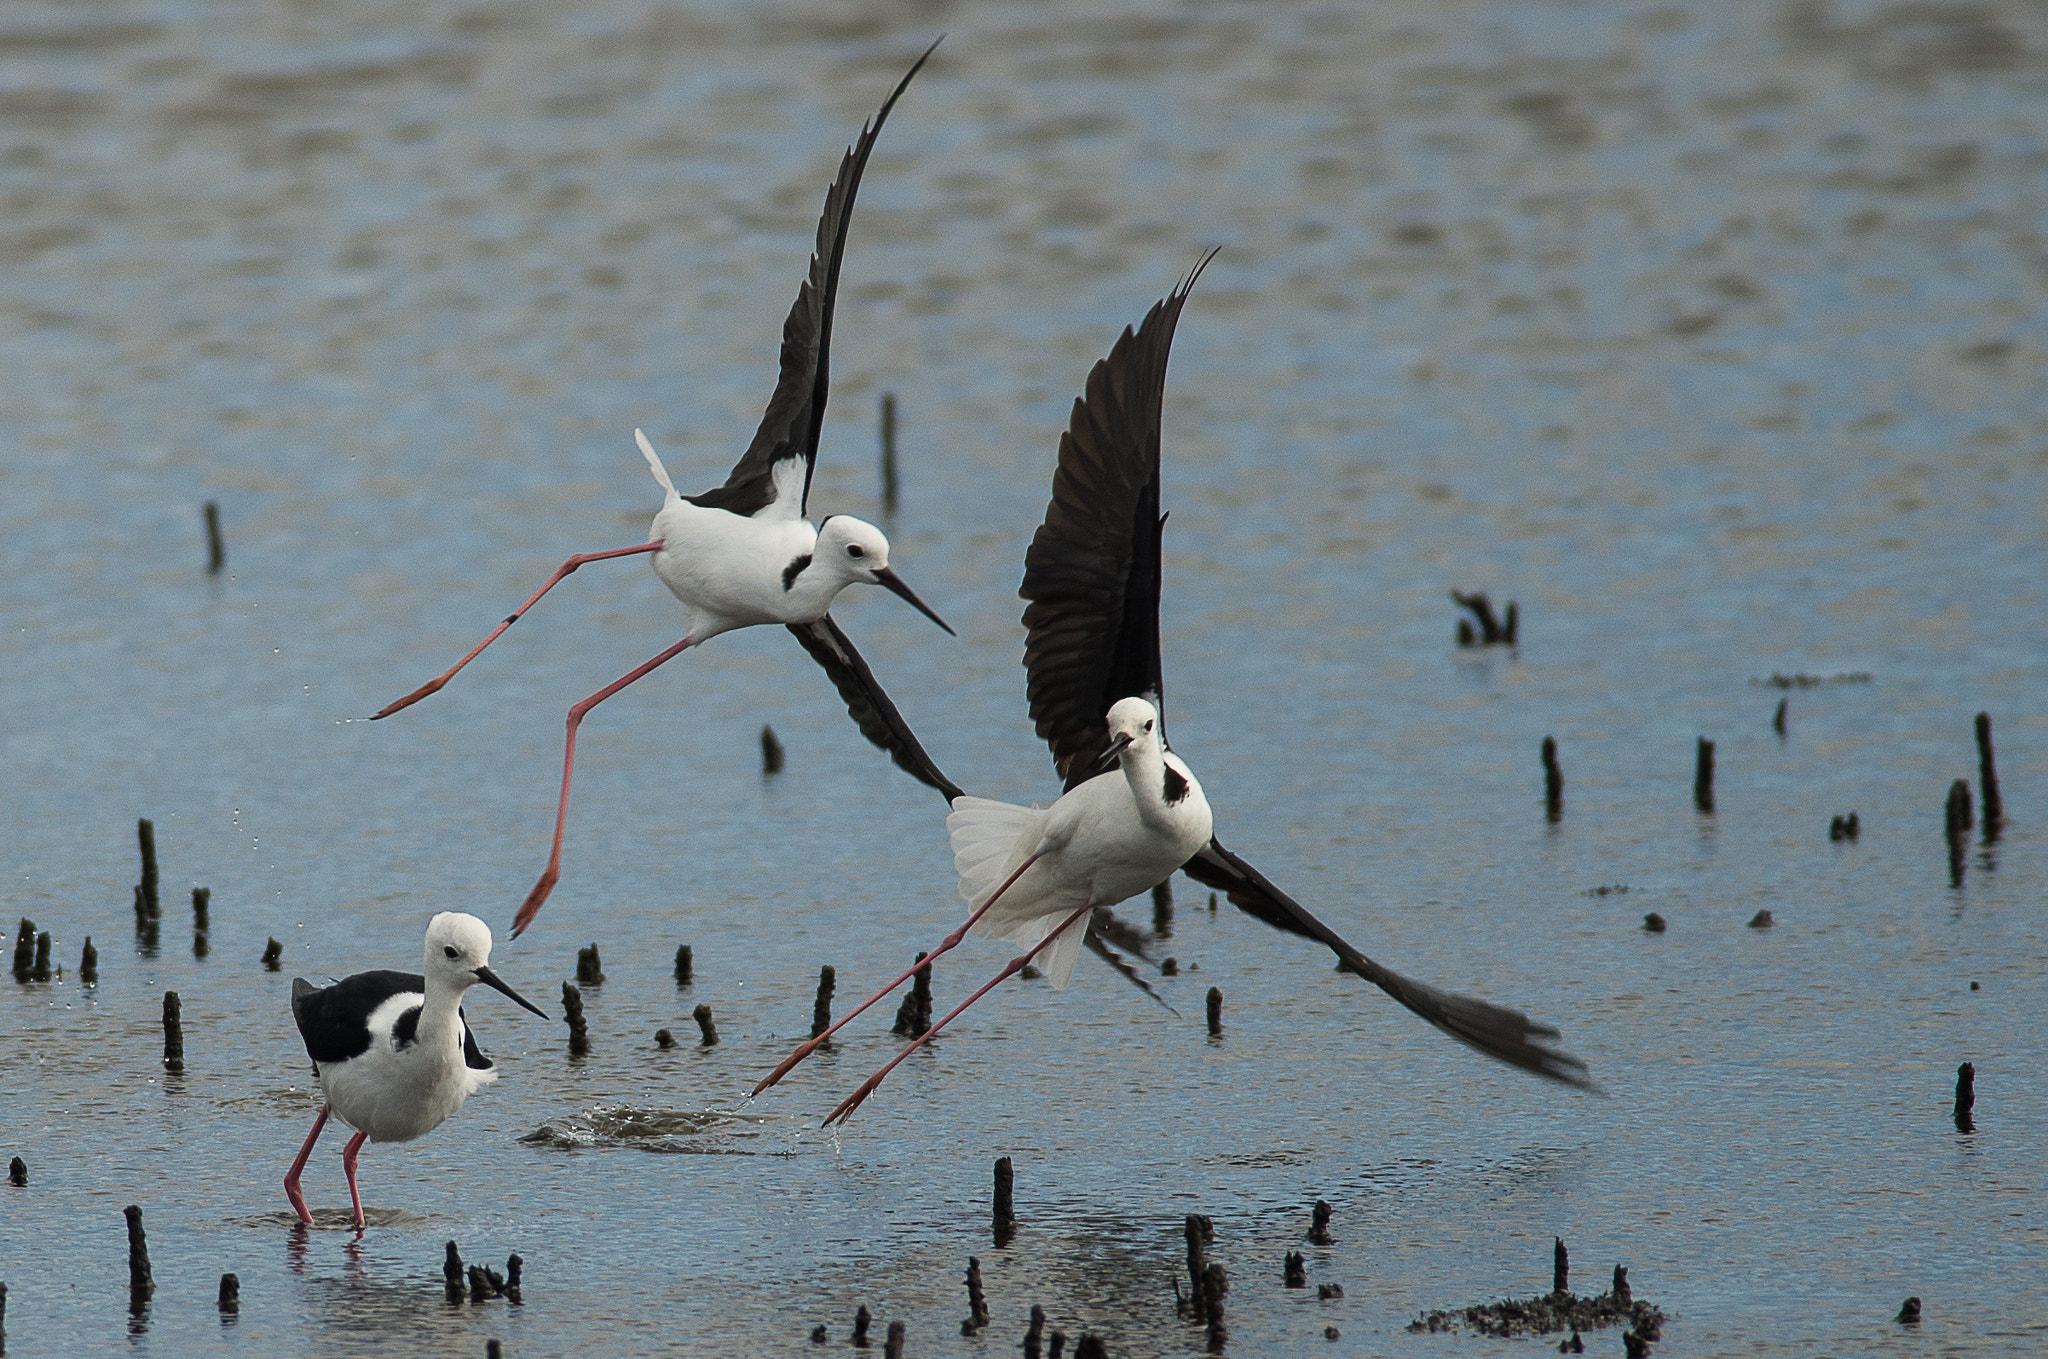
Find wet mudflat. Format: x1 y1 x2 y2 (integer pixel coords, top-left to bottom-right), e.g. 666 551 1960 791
2 0 2045 1354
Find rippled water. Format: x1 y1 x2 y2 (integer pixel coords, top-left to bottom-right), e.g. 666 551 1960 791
2 0 2045 1354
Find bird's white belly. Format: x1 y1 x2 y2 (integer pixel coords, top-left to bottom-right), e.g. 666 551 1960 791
983 777 1211 931
318 1033 474 1143
649 501 815 634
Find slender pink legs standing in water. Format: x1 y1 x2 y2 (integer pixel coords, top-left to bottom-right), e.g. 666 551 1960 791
282 1105 329 1226
282 1104 371 1230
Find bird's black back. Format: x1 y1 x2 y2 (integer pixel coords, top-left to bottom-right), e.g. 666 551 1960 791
291 971 423 1065
292 971 496 1071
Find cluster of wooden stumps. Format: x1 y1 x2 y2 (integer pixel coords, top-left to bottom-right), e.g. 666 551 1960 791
0 1209 534 1343
1536 712 2007 891
442 1240 523 1306
1944 712 2005 886
11 820 285 991
793 1169 1412 1354
128 820 220 959
1408 1237 1664 1352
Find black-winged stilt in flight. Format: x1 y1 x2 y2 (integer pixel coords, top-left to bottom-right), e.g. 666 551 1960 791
369 40 962 937
755 256 1590 1121
283 912 546 1229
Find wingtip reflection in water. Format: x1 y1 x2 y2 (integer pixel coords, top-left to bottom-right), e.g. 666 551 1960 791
521 1104 794 1155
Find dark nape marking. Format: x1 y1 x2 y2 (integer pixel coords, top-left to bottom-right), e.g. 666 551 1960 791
781 553 812 590
1163 765 1190 805
392 1004 424 1051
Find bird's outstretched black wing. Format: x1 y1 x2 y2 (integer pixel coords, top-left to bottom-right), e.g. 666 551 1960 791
786 616 964 801
1020 253 1215 790
1181 840 1592 1087
688 38 942 520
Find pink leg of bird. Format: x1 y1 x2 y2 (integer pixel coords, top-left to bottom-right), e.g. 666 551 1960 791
823 900 1096 1127
751 853 1046 1097
511 634 699 937
340 1130 370 1230
371 542 663 720
283 1104 332 1226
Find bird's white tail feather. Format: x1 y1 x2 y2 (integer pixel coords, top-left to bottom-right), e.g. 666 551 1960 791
635 428 680 501
1036 911 1089 991
947 797 1046 907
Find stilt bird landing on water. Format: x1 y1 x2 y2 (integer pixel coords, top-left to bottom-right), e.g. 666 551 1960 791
751 255 1592 1119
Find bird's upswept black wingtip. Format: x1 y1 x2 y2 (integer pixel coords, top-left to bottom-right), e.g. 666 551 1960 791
709 39 941 521
1177 245 1221 300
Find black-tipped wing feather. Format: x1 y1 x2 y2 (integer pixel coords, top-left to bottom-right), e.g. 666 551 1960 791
1021 257 1212 790
689 39 940 520
786 616 964 802
461 1010 494 1071
1181 840 1592 1087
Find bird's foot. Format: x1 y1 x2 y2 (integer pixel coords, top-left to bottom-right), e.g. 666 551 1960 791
512 869 559 937
370 675 445 720
751 1036 825 1097
823 1076 883 1127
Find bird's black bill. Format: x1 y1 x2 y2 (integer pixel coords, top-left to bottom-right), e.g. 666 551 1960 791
474 967 548 1018
871 567 955 635
1093 732 1134 773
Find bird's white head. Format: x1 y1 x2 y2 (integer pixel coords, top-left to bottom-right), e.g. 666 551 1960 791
423 912 495 986
1097 696 1163 769
422 912 548 1016
813 516 954 634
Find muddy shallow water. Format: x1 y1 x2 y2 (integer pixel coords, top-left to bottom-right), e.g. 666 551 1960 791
2 0 2045 1354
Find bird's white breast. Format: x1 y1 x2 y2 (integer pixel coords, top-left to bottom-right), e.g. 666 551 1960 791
1053 759 1213 908
648 500 821 638
316 994 488 1143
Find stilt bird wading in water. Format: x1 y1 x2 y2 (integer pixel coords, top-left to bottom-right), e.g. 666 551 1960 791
753 256 1591 1121
371 41 961 937
284 912 547 1229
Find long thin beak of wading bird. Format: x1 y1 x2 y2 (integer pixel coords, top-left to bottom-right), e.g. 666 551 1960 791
1093 732 1134 773
872 566 955 635
475 967 549 1018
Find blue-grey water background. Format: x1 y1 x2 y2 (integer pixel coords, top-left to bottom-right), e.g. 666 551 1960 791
2 0 2045 1354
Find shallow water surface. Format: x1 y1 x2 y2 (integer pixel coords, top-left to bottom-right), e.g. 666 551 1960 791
2 0 2045 1354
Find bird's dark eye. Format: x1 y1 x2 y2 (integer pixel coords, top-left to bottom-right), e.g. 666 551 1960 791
443 946 458 959
1144 720 1154 732
847 544 865 559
